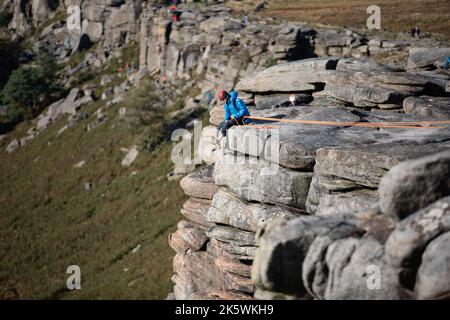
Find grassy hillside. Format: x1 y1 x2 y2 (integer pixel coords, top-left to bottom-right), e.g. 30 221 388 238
0 87 188 299
230 0 450 40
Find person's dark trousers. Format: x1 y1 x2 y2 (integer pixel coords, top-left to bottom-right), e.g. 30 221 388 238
218 117 245 136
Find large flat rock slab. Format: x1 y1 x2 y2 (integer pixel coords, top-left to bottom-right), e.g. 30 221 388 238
403 96 450 119
236 58 339 93
214 151 313 209
407 47 450 70
226 105 450 171
324 59 447 107
205 189 302 232
180 165 217 200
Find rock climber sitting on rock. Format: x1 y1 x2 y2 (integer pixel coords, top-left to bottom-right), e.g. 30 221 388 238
217 90 251 138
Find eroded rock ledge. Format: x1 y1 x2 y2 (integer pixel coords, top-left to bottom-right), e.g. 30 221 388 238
155 4 450 300
169 55 450 300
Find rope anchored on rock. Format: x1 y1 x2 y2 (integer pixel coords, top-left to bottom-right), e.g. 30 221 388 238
243 116 449 130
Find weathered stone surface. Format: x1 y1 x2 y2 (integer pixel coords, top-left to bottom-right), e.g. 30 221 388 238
403 96 450 119
214 151 313 208
322 238 401 299
174 220 208 252
305 231 402 300
84 20 104 43
236 58 339 93
379 150 450 220
206 190 300 233
173 251 222 299
407 47 450 70
180 165 216 199
6 139 20 154
169 229 191 255
209 105 224 126
121 146 139 167
386 196 450 291
60 88 93 115
324 61 446 107
254 93 312 109
215 256 252 278
415 232 450 299
208 237 257 261
198 125 220 165
227 105 450 172
180 197 212 227
32 0 52 25
306 179 378 216
207 226 256 247
315 141 450 189
252 215 361 297
222 271 254 293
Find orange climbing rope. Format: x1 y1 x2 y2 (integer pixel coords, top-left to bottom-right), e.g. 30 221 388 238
242 116 449 130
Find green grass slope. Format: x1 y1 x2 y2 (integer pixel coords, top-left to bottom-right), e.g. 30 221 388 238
0 93 187 299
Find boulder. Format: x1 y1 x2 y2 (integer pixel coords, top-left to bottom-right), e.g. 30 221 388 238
36 115 52 132
215 256 252 278
323 57 448 107
207 226 256 247
403 96 450 119
252 215 361 297
306 177 378 216
101 75 113 86
6 139 20 153
407 47 450 70
379 150 450 220
19 135 34 147
82 20 104 43
173 251 222 299
121 146 139 167
208 237 257 261
415 232 450 299
386 196 450 291
209 105 224 126
32 0 52 25
236 58 339 93
214 151 313 208
169 220 208 253
254 93 312 109
180 165 217 200
322 238 401 299
206 190 300 233
198 126 220 165
180 197 212 228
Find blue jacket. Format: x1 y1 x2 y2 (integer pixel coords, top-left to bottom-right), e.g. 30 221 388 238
444 57 450 70
224 91 250 123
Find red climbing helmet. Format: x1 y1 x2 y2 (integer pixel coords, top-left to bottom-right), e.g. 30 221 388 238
218 90 228 101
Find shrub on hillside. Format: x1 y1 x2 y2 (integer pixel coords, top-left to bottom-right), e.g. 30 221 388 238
1 50 62 119
123 78 167 150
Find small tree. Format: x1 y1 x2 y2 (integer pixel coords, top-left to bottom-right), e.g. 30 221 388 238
1 50 61 119
1 67 42 117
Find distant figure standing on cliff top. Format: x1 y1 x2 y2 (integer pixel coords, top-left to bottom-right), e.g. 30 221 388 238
243 12 249 25
217 90 250 138
411 25 421 39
